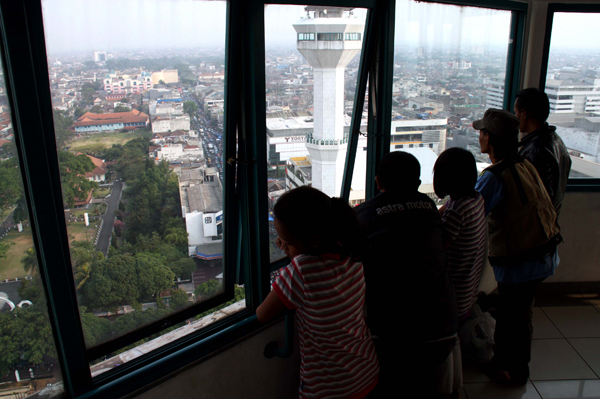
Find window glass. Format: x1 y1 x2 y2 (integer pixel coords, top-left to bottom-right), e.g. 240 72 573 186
0 58 65 397
39 0 243 365
264 5 367 262
393 0 512 201
545 12 600 178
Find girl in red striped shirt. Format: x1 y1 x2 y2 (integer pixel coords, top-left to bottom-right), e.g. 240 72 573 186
257 186 379 399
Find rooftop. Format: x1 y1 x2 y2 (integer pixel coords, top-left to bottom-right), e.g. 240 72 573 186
185 182 222 214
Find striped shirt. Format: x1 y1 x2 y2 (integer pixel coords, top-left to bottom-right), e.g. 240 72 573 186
273 253 379 399
441 193 487 317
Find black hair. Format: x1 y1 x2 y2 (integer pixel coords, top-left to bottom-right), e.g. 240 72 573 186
376 151 420 192
485 129 518 160
433 148 477 199
515 88 550 123
273 186 365 259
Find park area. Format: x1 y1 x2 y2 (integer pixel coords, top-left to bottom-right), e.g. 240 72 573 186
71 203 107 218
0 222 98 280
93 187 111 199
68 131 143 154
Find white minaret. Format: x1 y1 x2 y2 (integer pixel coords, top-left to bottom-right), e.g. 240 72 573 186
293 7 364 197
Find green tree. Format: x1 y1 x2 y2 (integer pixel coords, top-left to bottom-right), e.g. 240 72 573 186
55 127 74 149
114 105 131 113
0 140 17 158
0 159 22 229
58 151 97 207
135 253 175 301
183 101 198 116
71 241 104 290
83 254 140 312
12 202 26 224
170 258 196 280
111 308 173 339
169 289 189 311
22 247 37 276
196 285 245 319
79 307 112 347
0 305 57 375
91 105 104 114
194 279 222 299
0 242 14 258
163 226 189 253
53 109 73 130
74 107 86 120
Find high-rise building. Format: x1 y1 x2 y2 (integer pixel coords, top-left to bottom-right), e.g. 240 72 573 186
485 75 505 109
293 6 364 197
93 50 107 62
545 79 600 114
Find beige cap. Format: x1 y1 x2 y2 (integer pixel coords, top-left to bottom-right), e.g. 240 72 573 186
473 108 520 139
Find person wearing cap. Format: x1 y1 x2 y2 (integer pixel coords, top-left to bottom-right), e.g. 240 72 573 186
515 88 571 219
474 108 561 385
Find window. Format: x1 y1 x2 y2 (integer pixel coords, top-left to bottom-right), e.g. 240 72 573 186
390 0 513 197
0 53 65 398
544 11 600 179
317 32 343 41
264 5 367 262
297 32 315 41
41 0 234 365
345 32 361 41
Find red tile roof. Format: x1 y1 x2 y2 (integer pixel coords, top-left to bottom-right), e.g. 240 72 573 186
74 189 93 207
0 139 11 147
73 109 149 128
84 155 108 179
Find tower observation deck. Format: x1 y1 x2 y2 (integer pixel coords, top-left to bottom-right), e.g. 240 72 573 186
293 6 364 196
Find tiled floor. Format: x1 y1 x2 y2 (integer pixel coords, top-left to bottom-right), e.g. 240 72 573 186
462 283 600 399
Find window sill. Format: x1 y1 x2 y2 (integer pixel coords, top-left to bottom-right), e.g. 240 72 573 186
91 300 247 378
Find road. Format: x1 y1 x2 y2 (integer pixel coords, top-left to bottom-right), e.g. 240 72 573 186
0 280 22 305
182 92 224 181
96 177 123 256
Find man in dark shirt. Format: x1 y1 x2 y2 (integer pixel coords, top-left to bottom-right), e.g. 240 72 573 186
356 151 457 398
515 88 571 218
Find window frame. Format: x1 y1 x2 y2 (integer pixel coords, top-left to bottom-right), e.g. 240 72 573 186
0 0 528 397
539 4 600 189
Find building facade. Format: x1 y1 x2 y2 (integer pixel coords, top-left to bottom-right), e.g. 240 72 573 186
72 110 149 133
152 115 191 133
545 79 600 114
104 72 153 94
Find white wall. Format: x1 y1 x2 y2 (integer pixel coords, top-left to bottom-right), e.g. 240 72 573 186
132 319 300 399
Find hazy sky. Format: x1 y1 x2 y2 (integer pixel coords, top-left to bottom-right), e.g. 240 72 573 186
40 0 599 55
42 0 228 54
550 12 600 50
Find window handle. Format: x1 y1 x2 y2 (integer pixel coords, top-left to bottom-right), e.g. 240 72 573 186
263 311 295 359
227 157 254 166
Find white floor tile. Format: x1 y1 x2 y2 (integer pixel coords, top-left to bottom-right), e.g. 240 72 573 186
542 307 600 338
569 338 600 377
534 308 563 339
533 380 600 398
463 381 541 399
530 339 597 381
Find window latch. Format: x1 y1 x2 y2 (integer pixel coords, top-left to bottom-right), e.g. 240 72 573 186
227 157 254 166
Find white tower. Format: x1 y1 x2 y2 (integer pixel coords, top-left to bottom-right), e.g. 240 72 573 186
293 7 364 197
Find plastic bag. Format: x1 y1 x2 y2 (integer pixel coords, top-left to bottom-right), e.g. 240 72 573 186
459 304 495 363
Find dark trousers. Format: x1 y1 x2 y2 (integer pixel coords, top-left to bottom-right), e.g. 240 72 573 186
369 337 456 399
493 278 544 379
